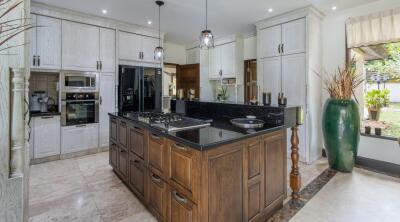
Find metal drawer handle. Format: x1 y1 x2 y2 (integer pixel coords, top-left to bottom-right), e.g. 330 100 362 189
133 159 140 164
175 143 187 151
151 174 161 183
173 190 188 204
151 133 161 140
75 124 87 128
134 126 142 130
41 116 54 119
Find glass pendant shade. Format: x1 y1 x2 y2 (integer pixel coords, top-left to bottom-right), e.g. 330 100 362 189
154 46 164 61
200 29 214 49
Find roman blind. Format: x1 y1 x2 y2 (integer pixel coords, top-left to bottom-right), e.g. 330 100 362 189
346 8 400 48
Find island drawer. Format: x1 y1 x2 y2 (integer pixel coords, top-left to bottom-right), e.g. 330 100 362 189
129 153 146 201
167 140 201 203
148 131 168 179
168 189 199 222
128 124 147 160
118 120 128 148
147 169 168 221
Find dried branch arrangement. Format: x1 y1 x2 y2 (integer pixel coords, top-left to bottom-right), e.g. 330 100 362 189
324 58 364 100
0 0 33 53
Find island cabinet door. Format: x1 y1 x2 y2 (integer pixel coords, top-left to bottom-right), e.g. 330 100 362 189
262 130 286 211
243 137 264 222
128 125 146 160
109 141 118 169
168 189 198 222
201 142 245 222
110 117 118 143
146 170 168 221
118 146 129 180
118 120 128 149
129 153 146 201
148 132 167 179
167 141 201 203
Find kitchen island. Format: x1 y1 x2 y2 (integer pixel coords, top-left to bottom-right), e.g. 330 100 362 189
108 101 302 222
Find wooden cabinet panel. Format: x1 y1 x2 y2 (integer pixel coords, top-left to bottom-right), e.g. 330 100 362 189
148 132 166 178
61 124 99 154
247 181 262 221
35 15 62 69
207 147 243 222
118 147 129 179
147 170 167 221
168 141 200 203
247 140 261 179
118 120 128 148
99 28 116 72
129 154 146 200
110 118 118 142
119 31 142 61
259 25 281 58
281 18 306 55
109 142 118 169
220 42 235 78
129 126 146 159
142 36 159 63
261 57 282 104
263 131 285 207
169 190 198 222
208 46 221 79
33 116 61 158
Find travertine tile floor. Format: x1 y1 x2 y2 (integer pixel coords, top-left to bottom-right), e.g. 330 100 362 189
29 151 328 222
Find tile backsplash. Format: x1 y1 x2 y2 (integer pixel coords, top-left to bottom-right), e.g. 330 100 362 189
29 72 59 105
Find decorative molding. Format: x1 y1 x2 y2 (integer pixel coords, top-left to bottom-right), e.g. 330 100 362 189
10 68 26 178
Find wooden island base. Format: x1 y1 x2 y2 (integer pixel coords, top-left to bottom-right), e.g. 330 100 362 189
110 116 288 222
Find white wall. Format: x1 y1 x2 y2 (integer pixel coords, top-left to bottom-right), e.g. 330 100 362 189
322 0 400 165
164 42 186 65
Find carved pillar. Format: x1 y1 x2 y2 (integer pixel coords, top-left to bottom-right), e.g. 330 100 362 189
290 126 301 200
10 67 25 178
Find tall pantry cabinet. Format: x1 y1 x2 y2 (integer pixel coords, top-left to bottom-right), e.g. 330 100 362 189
256 7 323 163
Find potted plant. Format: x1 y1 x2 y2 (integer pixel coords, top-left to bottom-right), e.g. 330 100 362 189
365 89 390 121
322 59 363 172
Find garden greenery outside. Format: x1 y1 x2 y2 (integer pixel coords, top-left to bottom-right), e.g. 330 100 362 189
362 42 400 138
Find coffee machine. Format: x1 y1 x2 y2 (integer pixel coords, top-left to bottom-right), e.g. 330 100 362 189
30 91 49 113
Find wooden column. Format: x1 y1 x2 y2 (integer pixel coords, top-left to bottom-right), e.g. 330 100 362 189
290 126 301 200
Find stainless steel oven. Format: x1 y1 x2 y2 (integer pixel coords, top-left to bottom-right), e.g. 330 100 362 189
61 71 99 92
61 92 99 126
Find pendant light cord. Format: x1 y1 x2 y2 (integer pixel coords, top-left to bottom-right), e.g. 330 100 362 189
206 0 208 30
158 3 161 46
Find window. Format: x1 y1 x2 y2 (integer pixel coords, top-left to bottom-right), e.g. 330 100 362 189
350 42 400 139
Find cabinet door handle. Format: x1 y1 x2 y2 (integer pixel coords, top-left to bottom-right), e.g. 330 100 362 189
100 61 103 70
141 52 144 59
151 133 161 140
96 61 99 70
278 44 281 54
175 143 187 151
33 55 36 66
173 190 188 204
120 149 126 153
151 173 162 183
40 116 54 119
133 159 140 164
38 55 40 66
281 44 284 54
100 96 102 105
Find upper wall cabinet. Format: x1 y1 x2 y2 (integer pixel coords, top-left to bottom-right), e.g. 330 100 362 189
100 28 116 73
208 37 243 80
259 18 306 59
62 21 100 71
119 31 160 64
31 14 62 70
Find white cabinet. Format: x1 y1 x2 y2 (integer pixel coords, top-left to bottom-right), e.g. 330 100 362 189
142 36 159 63
32 116 61 158
186 47 200 64
99 73 115 148
258 18 306 59
118 31 160 63
259 25 281 58
208 42 238 79
31 14 61 69
282 53 306 106
261 56 281 104
62 21 100 71
281 19 306 55
61 124 99 154
99 28 116 73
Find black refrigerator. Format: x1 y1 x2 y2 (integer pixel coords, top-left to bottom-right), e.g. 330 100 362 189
118 65 162 112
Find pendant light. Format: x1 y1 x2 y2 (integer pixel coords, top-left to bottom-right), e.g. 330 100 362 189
199 0 214 49
154 0 164 61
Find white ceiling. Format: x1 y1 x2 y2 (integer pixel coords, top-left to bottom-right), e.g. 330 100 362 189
33 0 380 44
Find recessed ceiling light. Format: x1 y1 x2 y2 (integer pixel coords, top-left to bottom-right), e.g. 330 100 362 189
147 20 152 25
331 6 337 11
102 9 108 14
268 8 273 13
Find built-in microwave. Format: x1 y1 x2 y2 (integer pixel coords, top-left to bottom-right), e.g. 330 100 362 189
61 71 99 92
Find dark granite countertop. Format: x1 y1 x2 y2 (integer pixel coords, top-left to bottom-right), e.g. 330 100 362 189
109 112 284 151
30 111 61 117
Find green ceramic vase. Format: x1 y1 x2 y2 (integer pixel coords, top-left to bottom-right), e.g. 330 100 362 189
322 99 360 172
